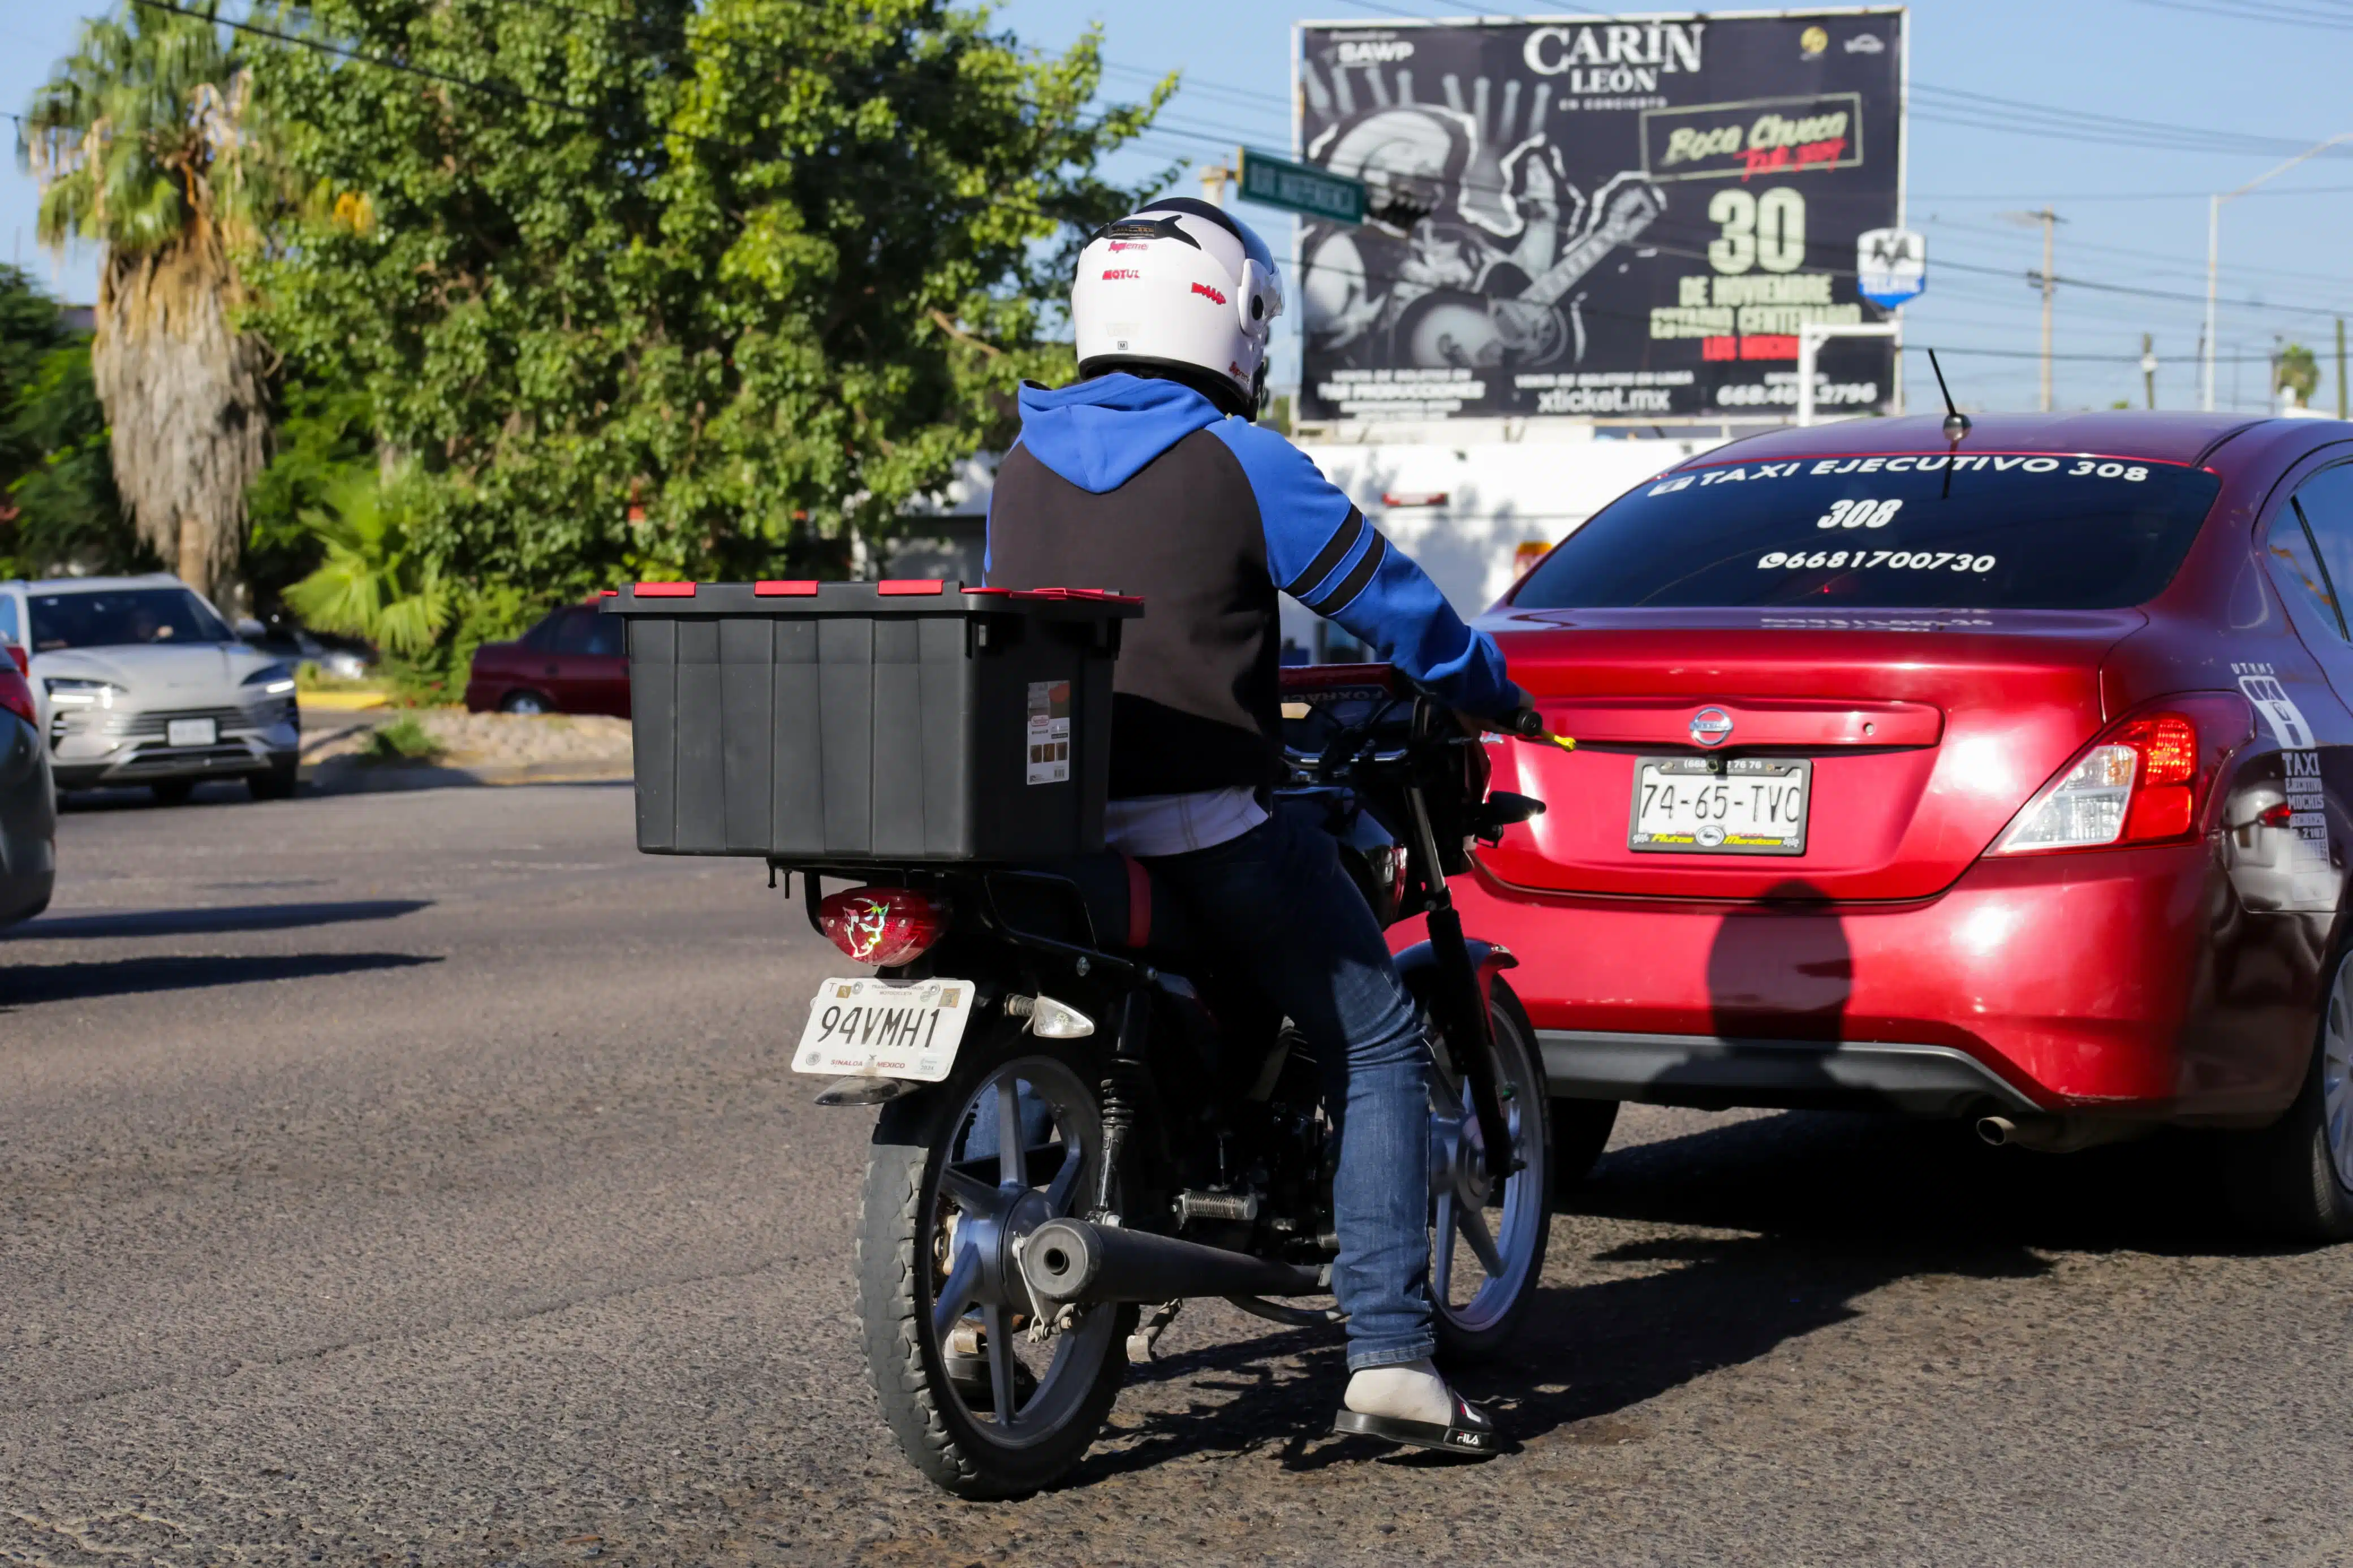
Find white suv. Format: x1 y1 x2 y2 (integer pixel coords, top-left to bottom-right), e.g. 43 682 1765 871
0 574 302 804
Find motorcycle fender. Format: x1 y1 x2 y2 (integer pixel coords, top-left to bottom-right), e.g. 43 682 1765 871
1392 939 1519 1013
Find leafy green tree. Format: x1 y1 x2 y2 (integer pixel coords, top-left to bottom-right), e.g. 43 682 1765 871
5 340 146 578
0 263 72 505
244 380 374 594
0 264 141 578
23 0 279 603
0 264 69 435
245 0 1169 604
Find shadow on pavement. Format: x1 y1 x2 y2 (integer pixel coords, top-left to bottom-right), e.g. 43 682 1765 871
57 784 276 812
5 900 432 941
57 773 632 809
1065 1107 2286 1485
0 951 441 1008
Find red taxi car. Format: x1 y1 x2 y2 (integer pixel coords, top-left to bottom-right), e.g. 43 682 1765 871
1472 411 2353 1239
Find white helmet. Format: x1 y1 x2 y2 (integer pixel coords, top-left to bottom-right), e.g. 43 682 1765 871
1072 196 1285 420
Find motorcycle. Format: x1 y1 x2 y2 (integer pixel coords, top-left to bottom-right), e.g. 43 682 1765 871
783 666 1554 1497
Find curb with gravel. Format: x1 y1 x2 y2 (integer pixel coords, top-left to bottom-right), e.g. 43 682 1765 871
297 709 635 795
300 757 635 796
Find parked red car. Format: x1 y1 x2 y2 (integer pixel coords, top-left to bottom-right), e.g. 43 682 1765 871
464 602 628 716
1465 410 2353 1238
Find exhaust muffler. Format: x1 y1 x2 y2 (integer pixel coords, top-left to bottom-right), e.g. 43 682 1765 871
1019 1217 1323 1307
1976 1115 2153 1154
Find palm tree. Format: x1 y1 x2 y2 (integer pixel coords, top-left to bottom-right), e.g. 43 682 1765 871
21 1 273 606
2277 342 2322 411
282 472 449 658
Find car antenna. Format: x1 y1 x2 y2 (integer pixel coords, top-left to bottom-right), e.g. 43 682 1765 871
1930 349 1971 444
1929 348 1970 500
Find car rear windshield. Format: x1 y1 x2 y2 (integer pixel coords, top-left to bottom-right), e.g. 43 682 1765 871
1513 455 2223 611
27 588 232 651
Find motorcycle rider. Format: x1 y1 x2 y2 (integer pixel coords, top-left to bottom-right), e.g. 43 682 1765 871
984 196 1532 1455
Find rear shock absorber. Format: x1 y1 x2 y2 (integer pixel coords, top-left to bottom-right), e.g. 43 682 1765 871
1091 990 1152 1226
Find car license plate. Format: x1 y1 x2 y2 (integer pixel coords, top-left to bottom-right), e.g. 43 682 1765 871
794 977 975 1082
166 718 217 748
1629 756 1811 855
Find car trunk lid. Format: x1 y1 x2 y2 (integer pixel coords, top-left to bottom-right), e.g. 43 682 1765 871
1479 606 2146 901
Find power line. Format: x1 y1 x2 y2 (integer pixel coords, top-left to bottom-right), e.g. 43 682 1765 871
1921 213 2353 294
1131 116 2353 318
1915 185 2353 201
117 0 1177 223
1907 85 2353 161
135 0 590 114
104 3 2353 335
2130 0 2353 27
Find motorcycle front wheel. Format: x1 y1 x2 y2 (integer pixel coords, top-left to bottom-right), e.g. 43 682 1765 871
856 1023 1131 1499
1428 976 1553 1362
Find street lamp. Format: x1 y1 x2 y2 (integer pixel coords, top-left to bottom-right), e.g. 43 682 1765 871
2205 133 2353 412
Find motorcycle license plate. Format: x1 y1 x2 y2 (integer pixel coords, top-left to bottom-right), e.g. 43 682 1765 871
1628 756 1811 855
794 977 975 1082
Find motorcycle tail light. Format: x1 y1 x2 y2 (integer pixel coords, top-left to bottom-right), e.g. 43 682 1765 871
819 886 949 967
1994 698 2245 855
2 642 25 676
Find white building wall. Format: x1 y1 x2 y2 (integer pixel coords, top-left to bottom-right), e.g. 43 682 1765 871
1282 432 1727 658
895 435 1735 659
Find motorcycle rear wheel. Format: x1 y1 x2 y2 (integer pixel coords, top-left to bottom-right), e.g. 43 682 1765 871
856 1025 1131 1498
1429 977 1553 1362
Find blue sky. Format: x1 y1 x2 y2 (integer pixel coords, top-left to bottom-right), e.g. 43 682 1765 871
7 1 2349 413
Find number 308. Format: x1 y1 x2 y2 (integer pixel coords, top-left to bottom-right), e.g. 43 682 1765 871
1817 498 1903 529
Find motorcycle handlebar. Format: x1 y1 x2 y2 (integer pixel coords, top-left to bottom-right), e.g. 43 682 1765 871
1492 705 1545 740
1274 663 1571 747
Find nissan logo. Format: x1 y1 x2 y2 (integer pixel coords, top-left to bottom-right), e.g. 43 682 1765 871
1690 708 1734 746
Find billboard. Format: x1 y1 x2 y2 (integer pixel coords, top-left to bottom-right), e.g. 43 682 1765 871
1294 9 1906 423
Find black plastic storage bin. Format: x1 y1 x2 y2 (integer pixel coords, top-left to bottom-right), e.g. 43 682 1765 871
603 580 1138 861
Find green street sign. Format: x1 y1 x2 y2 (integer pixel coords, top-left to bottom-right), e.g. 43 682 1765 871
1236 148 1365 225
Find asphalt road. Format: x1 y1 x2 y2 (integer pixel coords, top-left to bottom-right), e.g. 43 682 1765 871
5 781 2351 1567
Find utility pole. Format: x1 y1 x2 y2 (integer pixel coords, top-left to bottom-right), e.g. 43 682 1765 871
2035 210 2057 411
2143 334 2158 410
2338 317 2347 420
2002 208 2063 411
2206 132 2353 412
1200 149 1237 209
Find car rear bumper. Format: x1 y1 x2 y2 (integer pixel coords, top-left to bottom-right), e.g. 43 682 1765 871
1455 839 2320 1122
1538 1031 2043 1117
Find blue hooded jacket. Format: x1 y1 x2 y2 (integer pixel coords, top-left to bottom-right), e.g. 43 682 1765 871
994 373 1518 722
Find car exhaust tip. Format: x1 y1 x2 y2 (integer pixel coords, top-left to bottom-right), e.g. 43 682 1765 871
1975 1113 2154 1154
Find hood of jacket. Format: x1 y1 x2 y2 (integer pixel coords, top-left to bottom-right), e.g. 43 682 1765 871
1014 373 1227 495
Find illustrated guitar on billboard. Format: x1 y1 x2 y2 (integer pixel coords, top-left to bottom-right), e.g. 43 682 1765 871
1393 178 1666 372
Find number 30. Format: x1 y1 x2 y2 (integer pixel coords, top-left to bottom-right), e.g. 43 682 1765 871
1708 187 1807 275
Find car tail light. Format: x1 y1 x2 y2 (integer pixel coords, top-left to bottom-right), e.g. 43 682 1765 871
1994 699 2246 855
818 887 950 967
1 642 25 676
0 669 32 728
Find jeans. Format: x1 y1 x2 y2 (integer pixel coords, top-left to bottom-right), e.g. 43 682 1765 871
1144 800 1435 1371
